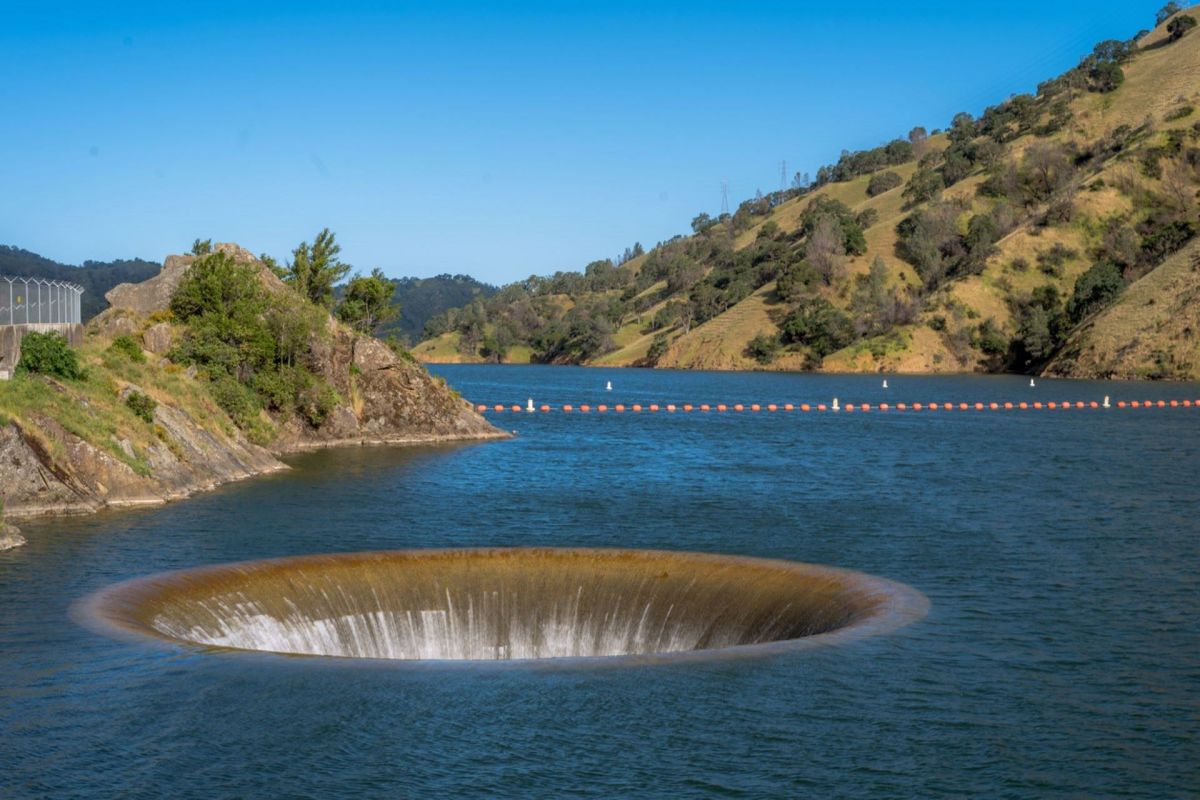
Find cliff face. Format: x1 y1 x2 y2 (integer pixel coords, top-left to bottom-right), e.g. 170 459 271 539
1 244 503 519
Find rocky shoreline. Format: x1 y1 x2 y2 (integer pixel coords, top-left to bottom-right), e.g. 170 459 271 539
0 243 507 525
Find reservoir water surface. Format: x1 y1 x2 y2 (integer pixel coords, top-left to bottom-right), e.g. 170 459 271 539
2 367 1198 798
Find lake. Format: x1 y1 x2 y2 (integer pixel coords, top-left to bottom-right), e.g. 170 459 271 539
2 366 1198 798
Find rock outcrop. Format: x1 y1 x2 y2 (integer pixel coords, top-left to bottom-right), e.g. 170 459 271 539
0 522 24 551
1 244 503 519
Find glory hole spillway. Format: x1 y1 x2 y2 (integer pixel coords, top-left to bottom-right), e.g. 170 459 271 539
81 549 928 663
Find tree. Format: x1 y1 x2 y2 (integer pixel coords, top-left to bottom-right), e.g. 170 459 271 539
170 252 274 379
807 215 845 286
191 238 213 256
1089 61 1124 92
1167 14 1197 41
779 297 855 357
337 268 398 335
286 228 351 309
1068 262 1124 322
1157 2 1182 26
867 171 903 197
691 213 716 234
903 166 945 206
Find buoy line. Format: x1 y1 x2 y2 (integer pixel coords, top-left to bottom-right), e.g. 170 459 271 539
474 398 1198 414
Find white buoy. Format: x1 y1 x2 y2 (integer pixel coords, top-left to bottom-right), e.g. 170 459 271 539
832 397 840 412
1103 395 1111 408
882 379 888 389
605 381 612 391
526 398 535 413
1030 378 1036 388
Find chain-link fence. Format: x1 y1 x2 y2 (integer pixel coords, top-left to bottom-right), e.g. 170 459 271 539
0 277 84 329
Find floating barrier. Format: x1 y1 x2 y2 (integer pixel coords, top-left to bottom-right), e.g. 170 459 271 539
475 398 1199 414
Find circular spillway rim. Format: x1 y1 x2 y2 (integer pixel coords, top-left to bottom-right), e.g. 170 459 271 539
76 547 930 667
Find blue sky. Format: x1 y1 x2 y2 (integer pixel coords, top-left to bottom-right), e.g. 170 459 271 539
0 1 1163 284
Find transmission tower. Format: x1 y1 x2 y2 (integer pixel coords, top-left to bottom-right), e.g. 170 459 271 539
720 180 729 215
780 160 787 194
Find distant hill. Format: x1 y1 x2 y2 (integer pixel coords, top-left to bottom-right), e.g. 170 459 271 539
0 246 160 320
376 274 497 344
414 5 1200 379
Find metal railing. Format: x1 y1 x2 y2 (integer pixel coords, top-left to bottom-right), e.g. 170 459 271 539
0 276 84 328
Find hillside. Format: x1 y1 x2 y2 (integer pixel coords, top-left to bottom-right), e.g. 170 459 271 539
0 246 160 320
0 243 501 519
414 5 1200 379
376 274 497 345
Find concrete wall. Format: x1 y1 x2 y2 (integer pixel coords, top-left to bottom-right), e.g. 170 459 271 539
0 324 84 379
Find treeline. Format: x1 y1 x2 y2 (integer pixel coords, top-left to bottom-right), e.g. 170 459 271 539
0 246 159 320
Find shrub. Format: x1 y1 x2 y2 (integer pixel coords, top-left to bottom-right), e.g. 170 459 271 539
1167 14 1196 42
124 391 157 423
745 334 780 365
109 335 146 363
1068 261 1125 322
16 332 84 380
866 171 903 197
1036 244 1077 277
778 298 855 357
1164 105 1195 123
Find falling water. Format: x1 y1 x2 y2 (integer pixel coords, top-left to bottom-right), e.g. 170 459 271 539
84 549 927 662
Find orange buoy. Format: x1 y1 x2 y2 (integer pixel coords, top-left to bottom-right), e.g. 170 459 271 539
648 404 659 412
597 404 607 412
1130 401 1140 408
541 405 551 412
943 402 953 410
493 404 505 412
1074 401 1083 409
989 402 999 410
563 404 573 412
476 404 487 412
767 404 777 412
700 404 711 411
844 404 855 412
734 404 745 412
800 404 811 412
717 404 727 412
897 403 907 410
1048 402 1057 409
1004 402 1013 410
880 402 890 411
579 404 590 413
913 403 923 411
632 404 642 412
1157 400 1166 407
614 404 625 412
683 404 694 412
861 403 871 412
750 404 761 412
1170 400 1179 407
1117 401 1127 408
1183 400 1192 407
1034 402 1043 409
1089 401 1098 408
817 404 827 411
510 404 521 412
666 404 676 412
1019 402 1028 409
784 403 794 411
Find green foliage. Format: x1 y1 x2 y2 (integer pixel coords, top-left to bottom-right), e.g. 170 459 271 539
285 228 351 309
866 171 904 197
16 332 84 380
1036 244 1078 277
1068 261 1125 322
1010 285 1070 367
745 333 780 365
337 268 399 334
779 298 855 358
170 252 337 436
1164 105 1195 122
903 167 944 206
1088 61 1124 93
1158 2 1182 26
973 319 1009 356
108 335 146 363
850 256 916 336
645 333 669 365
814 138 913 186
1167 14 1196 41
124 390 157 423
190 238 213 256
